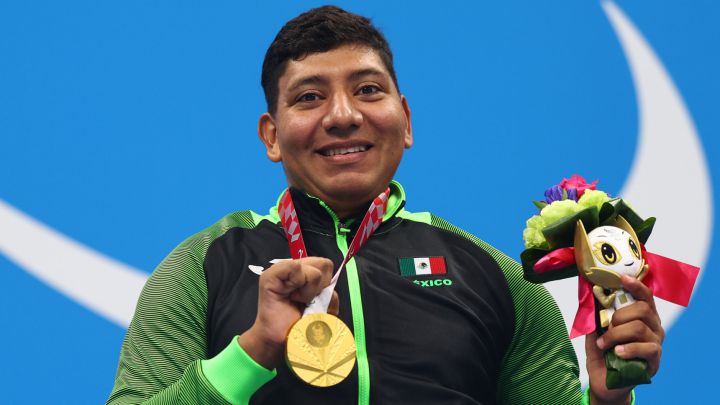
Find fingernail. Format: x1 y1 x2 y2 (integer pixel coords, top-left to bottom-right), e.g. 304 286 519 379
596 337 604 349
615 345 625 355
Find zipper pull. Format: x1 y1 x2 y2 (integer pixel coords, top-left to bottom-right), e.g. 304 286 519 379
338 223 351 234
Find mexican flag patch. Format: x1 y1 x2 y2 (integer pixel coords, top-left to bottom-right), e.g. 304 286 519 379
399 257 447 276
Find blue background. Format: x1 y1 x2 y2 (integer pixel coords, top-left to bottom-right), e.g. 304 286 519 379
1 1 717 403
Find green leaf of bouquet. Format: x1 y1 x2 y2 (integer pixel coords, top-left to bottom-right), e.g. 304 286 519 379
604 350 651 389
599 200 617 224
598 198 655 243
635 217 656 244
613 199 645 229
542 206 599 249
532 200 548 209
521 248 549 270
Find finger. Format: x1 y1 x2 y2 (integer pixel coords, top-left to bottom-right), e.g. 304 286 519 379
297 257 334 295
585 332 613 395
261 260 304 294
327 291 340 316
621 275 656 311
289 265 326 304
585 332 604 363
614 342 662 376
597 319 660 351
284 261 310 290
611 300 663 336
299 257 334 285
285 258 331 290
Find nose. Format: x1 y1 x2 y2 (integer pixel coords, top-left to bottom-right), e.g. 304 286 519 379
322 92 363 134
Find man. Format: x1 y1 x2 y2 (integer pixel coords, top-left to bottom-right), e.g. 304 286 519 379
108 6 663 404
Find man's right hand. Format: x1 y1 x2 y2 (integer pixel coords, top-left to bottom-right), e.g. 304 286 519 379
237 257 337 369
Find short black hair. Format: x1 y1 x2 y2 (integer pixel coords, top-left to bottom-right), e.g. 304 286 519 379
261 5 399 115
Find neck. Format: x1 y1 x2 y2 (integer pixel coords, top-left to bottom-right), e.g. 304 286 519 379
333 204 368 222
322 195 372 221
288 182 394 222
286 187 370 222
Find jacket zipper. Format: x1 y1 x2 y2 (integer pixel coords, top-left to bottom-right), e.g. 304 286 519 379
318 201 371 405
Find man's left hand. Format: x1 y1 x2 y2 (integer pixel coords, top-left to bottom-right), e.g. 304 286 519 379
586 275 665 404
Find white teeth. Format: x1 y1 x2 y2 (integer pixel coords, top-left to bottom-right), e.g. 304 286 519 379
322 145 368 156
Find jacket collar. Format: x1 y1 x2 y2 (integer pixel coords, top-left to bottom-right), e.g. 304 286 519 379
268 180 406 235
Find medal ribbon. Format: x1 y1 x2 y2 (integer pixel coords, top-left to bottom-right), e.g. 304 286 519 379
278 187 391 315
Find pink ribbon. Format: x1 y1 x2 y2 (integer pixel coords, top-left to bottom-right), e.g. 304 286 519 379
534 247 575 273
533 246 700 339
642 250 699 307
570 276 597 339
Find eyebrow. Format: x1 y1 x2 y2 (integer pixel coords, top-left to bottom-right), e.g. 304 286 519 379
348 68 386 82
286 68 388 94
286 75 325 94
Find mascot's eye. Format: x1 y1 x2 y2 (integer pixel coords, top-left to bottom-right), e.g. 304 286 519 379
629 238 641 259
593 242 621 266
601 244 617 264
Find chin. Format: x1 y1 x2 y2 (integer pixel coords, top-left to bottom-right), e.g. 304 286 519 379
322 177 385 202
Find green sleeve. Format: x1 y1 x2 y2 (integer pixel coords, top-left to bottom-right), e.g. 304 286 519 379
107 214 276 404
201 337 277 404
495 257 582 404
581 386 636 404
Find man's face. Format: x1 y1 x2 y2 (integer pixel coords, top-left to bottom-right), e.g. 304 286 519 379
259 44 412 216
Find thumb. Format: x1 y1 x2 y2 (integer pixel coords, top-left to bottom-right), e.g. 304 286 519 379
585 331 604 364
327 291 340 316
585 331 608 391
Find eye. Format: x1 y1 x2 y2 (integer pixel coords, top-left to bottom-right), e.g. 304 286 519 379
297 92 321 103
628 238 641 259
592 241 621 266
357 85 380 95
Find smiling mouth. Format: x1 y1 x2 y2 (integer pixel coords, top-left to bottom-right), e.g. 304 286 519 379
319 145 371 157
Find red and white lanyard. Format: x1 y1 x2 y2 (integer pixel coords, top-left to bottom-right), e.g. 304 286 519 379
278 187 391 314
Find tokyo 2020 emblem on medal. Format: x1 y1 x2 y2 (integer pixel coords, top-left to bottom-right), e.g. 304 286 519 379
286 313 357 387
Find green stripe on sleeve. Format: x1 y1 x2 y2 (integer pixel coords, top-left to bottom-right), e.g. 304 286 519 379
107 210 264 404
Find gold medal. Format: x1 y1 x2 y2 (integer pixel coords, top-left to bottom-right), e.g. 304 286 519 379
285 313 356 387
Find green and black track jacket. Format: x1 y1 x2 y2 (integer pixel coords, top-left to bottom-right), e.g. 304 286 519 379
108 181 583 404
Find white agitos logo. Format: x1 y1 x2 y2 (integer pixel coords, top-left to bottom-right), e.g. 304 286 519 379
0 1 712 387
248 258 290 275
544 1 712 386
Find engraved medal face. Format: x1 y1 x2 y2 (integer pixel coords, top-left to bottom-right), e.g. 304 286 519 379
286 313 356 387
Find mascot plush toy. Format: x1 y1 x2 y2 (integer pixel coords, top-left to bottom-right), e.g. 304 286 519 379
521 175 699 389
575 216 647 329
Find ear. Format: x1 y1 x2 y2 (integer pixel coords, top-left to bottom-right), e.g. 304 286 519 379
574 219 596 278
401 95 413 149
614 215 640 245
258 112 282 162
